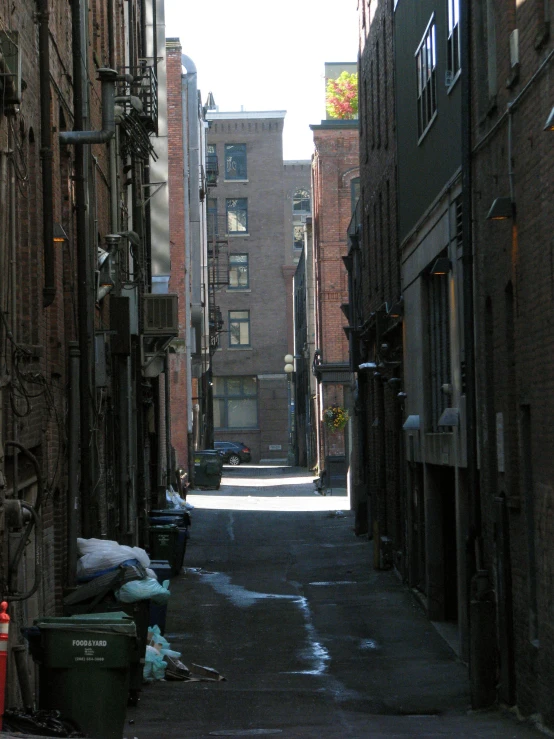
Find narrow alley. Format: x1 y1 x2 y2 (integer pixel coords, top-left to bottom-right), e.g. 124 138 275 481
127 468 542 739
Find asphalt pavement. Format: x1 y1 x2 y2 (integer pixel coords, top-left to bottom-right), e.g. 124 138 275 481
126 467 546 739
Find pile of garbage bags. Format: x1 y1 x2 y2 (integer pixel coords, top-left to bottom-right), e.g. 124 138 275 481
144 625 188 681
144 626 225 683
166 485 194 511
76 538 170 605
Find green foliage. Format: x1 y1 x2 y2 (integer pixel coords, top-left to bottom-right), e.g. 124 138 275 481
323 405 350 433
325 72 358 120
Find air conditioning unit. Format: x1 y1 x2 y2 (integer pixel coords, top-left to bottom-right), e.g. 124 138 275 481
142 294 179 337
0 31 22 104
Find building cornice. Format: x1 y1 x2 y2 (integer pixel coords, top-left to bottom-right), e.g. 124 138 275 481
207 111 286 121
310 120 358 131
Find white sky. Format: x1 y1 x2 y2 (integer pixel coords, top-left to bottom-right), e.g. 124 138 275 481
163 0 359 160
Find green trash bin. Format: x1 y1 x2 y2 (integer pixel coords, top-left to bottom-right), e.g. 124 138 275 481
64 598 149 706
194 449 223 489
149 523 179 574
33 612 136 739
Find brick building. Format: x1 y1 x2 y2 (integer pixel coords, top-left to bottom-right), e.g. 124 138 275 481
352 0 554 727
393 0 467 653
165 39 214 471
350 2 402 546
309 110 359 487
0 0 176 710
206 109 310 463
471 0 554 725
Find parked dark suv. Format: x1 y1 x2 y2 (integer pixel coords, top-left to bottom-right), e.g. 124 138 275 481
213 441 251 466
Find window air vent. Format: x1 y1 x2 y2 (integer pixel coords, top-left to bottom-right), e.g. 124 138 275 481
142 294 179 337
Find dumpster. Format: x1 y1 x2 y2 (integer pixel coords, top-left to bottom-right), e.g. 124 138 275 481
194 450 223 489
32 612 136 739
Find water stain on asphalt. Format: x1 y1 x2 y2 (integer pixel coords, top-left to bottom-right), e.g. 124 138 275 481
192 570 331 675
308 580 358 586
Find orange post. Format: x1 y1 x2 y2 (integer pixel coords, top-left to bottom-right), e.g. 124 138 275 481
0 602 9 730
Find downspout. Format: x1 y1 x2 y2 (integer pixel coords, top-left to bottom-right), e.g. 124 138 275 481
37 0 55 308
10 129 18 497
67 343 79 587
69 0 92 537
165 348 172 486
181 56 196 473
107 0 115 68
181 55 202 321
461 1 496 708
182 83 194 473
0 152 7 316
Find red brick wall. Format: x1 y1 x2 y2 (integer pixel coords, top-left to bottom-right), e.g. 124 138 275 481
311 127 359 365
357 0 403 563
472 0 554 723
166 42 190 471
311 125 359 467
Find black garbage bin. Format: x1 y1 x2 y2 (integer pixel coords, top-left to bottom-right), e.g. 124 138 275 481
149 523 181 575
149 516 188 574
194 450 223 489
32 612 136 739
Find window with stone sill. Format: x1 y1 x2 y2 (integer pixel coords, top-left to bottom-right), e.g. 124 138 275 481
228 309 250 347
226 198 248 234
228 254 249 289
225 144 247 180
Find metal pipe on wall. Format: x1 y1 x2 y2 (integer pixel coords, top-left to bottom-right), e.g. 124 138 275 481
67 343 80 587
0 152 7 316
181 55 202 311
181 66 194 471
59 68 118 146
70 0 93 537
9 131 19 495
164 349 172 487
461 0 496 709
119 360 129 537
37 0 55 307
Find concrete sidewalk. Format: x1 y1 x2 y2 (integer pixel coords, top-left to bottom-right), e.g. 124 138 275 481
127 469 545 739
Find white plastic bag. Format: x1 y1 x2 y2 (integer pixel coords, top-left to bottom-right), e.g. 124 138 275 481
165 489 187 509
115 577 170 604
76 538 150 578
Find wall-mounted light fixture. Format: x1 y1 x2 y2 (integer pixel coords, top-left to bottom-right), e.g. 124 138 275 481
544 106 554 131
486 197 514 221
53 223 68 243
430 256 452 275
388 298 404 318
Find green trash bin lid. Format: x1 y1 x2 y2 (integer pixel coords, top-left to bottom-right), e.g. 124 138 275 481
34 613 136 669
35 612 137 636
